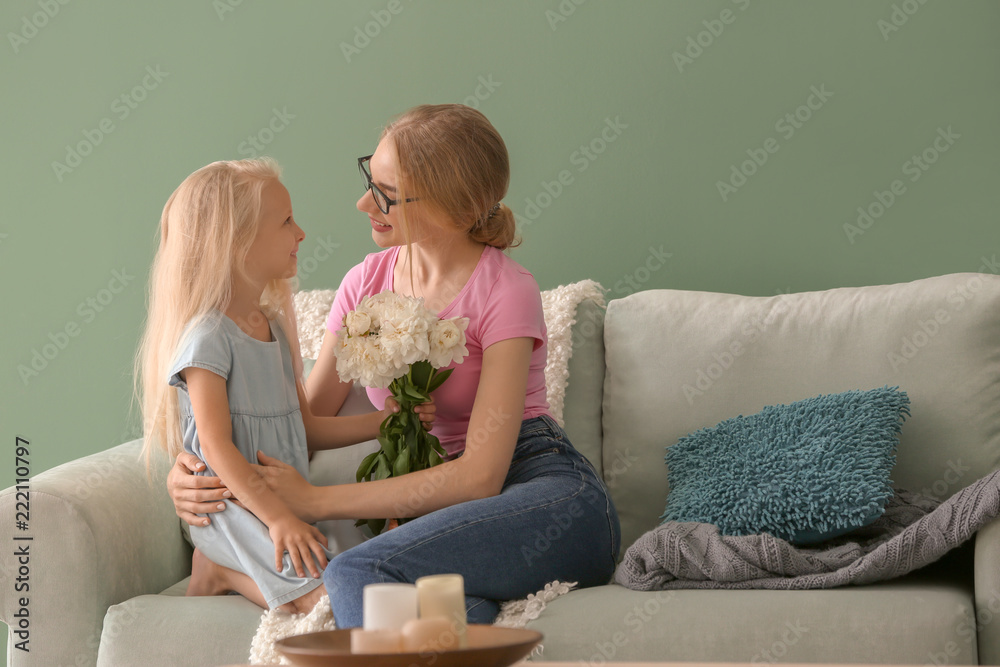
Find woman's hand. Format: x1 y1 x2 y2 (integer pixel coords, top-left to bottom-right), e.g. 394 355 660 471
382 396 437 431
250 452 320 523
268 515 329 578
167 452 233 527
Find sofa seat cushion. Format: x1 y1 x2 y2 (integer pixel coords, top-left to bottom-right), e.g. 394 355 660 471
527 568 976 664
97 578 262 667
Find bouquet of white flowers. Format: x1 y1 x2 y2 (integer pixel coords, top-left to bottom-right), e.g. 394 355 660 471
334 290 469 535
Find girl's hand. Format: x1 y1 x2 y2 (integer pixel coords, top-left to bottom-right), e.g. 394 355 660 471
167 452 233 527
268 516 329 578
382 396 437 431
251 452 320 523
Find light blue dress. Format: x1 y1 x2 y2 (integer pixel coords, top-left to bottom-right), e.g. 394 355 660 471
169 310 331 609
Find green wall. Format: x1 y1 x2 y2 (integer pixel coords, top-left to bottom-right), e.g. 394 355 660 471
2 0 998 657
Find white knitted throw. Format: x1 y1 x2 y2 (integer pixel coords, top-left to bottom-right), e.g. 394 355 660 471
250 280 605 663
249 581 578 665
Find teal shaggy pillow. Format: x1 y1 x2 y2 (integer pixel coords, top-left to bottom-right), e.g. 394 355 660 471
660 386 910 545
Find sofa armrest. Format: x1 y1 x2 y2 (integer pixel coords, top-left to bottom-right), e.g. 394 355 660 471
975 514 1000 664
1 440 191 667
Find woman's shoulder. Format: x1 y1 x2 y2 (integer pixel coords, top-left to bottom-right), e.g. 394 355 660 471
479 247 541 294
343 247 397 286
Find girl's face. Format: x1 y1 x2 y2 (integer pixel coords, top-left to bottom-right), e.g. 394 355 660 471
245 180 304 285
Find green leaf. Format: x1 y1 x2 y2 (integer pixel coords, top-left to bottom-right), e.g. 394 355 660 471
410 361 433 389
356 451 380 482
379 433 397 460
368 518 386 536
373 455 391 480
403 383 427 402
394 445 410 477
428 368 454 392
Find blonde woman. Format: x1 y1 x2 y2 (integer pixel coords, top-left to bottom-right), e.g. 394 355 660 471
138 159 433 614
167 105 621 626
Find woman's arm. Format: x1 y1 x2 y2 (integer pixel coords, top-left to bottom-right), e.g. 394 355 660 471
255 337 533 523
166 454 229 526
185 367 328 577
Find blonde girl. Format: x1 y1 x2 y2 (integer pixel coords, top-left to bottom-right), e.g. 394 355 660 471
138 158 432 613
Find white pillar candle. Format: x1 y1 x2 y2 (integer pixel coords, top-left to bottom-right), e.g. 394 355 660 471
362 583 419 631
415 574 468 648
401 617 457 654
350 628 402 654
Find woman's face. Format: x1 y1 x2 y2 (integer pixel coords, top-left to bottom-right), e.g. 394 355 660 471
358 139 408 248
358 139 449 249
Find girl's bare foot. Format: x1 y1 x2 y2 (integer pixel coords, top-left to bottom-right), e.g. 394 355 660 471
281 584 327 615
186 548 226 597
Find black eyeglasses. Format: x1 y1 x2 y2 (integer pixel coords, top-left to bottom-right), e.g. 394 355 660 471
358 155 419 214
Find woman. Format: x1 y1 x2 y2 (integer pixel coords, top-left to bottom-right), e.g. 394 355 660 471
168 104 620 626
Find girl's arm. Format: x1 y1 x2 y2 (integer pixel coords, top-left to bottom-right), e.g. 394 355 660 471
297 332 436 452
304 333 352 416
254 337 533 523
184 367 328 577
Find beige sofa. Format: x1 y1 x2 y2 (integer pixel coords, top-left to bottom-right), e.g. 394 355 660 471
4 272 1000 666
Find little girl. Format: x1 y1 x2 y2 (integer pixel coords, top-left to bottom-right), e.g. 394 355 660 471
137 158 432 614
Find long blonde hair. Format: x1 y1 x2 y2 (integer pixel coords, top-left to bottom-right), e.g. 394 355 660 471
382 104 520 251
136 158 302 464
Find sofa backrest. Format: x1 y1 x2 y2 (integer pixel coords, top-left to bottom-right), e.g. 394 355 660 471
599 273 1000 553
561 298 607 479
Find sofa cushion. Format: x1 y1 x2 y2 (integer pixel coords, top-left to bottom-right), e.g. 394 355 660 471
97 580 262 667
602 273 1000 554
661 386 909 544
527 559 977 664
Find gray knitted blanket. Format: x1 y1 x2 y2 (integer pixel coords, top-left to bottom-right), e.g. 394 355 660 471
615 469 1000 591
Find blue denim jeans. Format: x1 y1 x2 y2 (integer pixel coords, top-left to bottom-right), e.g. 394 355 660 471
324 415 621 627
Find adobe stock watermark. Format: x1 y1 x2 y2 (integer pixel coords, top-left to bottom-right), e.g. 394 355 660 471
673 0 752 73
389 405 514 518
750 619 811 664
877 0 930 41
844 126 960 244
213 0 245 21
340 0 413 63
581 590 677 665
682 289 794 405
612 246 672 297
545 0 588 31
296 234 342 283
460 74 501 110
51 66 170 182
520 484 606 567
717 84 834 202
887 262 995 372
931 589 1000 665
18 268 135 385
237 107 295 158
516 116 628 228
7 0 70 55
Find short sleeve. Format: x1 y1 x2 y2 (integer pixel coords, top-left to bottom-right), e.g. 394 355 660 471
325 262 367 335
479 267 546 351
168 315 232 390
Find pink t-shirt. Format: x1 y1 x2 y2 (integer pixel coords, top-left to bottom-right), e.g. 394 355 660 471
325 245 551 458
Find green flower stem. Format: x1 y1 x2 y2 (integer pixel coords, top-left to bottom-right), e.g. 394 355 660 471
355 371 447 536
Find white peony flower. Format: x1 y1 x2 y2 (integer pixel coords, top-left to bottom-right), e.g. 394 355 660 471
334 290 469 387
345 311 372 338
427 317 470 368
